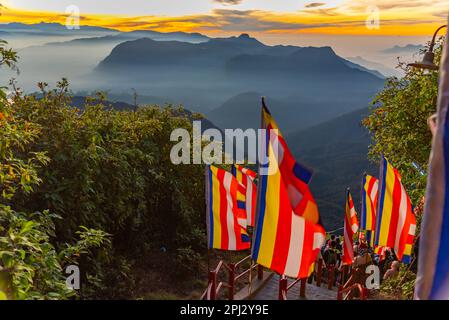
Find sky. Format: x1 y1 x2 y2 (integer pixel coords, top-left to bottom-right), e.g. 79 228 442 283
0 0 448 59
0 0 448 35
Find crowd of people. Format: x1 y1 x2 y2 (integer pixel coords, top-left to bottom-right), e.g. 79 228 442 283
318 234 416 287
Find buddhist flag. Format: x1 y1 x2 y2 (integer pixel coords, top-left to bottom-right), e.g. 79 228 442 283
402 213 416 264
343 189 359 265
415 23 449 300
361 174 379 247
252 100 325 279
231 164 257 227
374 157 416 261
205 165 250 251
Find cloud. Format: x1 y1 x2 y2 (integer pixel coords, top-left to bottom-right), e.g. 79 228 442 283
303 7 340 16
305 3 326 9
213 0 243 6
344 0 445 12
1 1 447 36
191 9 331 32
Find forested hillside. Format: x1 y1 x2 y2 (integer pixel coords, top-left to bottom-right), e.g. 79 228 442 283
1 42 209 298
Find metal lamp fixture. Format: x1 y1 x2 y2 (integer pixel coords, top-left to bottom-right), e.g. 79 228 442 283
408 25 447 70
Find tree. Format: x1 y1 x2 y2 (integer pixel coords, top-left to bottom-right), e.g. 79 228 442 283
363 39 443 300
363 39 442 203
1 41 109 300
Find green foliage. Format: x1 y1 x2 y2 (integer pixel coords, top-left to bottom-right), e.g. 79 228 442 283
1 41 109 300
0 205 109 300
380 267 416 300
0 40 18 73
363 39 442 203
364 40 442 300
5 79 206 298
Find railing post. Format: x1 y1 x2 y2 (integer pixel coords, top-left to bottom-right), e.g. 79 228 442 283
337 285 343 300
209 270 217 300
361 287 368 300
341 265 347 285
316 259 323 287
257 264 264 280
328 265 335 290
300 278 306 298
279 276 287 300
228 263 235 300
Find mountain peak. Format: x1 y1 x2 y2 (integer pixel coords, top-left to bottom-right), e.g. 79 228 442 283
238 33 251 39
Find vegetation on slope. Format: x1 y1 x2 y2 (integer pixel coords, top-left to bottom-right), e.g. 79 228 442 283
363 39 442 299
1 42 208 299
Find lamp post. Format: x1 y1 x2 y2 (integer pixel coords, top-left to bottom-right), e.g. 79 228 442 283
408 25 447 70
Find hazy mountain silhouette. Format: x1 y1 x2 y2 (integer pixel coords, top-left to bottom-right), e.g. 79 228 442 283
0 22 117 34
345 56 401 78
381 44 424 54
95 34 384 122
48 30 209 46
287 107 377 230
207 92 294 131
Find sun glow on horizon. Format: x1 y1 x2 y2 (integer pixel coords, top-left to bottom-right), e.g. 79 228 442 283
0 1 448 37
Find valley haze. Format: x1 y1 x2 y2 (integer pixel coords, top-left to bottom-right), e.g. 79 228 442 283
0 21 425 229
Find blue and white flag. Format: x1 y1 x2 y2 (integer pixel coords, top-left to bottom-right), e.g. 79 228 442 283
415 23 449 300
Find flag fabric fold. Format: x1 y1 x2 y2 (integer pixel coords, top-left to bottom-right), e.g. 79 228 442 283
361 174 379 247
252 101 324 279
205 165 250 251
231 164 257 227
415 23 449 300
343 189 359 265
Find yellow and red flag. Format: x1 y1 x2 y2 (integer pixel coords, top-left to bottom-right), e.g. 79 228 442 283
343 189 359 265
231 164 257 227
205 165 250 251
361 174 379 247
374 157 416 261
252 100 325 279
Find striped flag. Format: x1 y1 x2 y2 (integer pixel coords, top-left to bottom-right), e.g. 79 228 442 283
415 23 449 300
205 165 250 251
231 165 257 227
402 213 416 264
375 246 387 262
361 174 379 247
259 100 320 224
252 101 325 279
374 157 416 261
343 189 359 265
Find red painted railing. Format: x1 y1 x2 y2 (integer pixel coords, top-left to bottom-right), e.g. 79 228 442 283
201 255 264 300
278 276 307 300
337 283 368 300
278 258 367 300
337 266 369 300
315 258 336 290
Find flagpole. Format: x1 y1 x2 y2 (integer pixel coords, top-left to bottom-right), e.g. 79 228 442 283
360 173 366 244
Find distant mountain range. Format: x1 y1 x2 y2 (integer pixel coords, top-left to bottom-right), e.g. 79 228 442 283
381 44 424 54
0 22 389 228
0 22 115 33
345 56 401 78
96 34 384 128
0 22 208 41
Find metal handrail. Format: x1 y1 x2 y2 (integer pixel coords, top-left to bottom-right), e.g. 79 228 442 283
338 283 367 300
287 278 301 291
202 257 265 300
235 254 252 268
